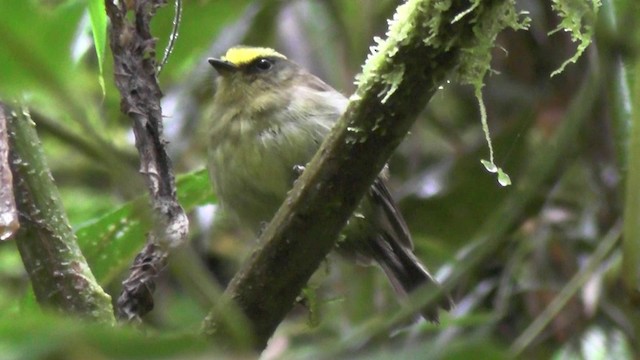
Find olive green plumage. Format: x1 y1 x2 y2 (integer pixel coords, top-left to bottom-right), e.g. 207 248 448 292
207 46 451 322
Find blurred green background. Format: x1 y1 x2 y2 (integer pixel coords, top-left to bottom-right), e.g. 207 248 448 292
1 0 638 358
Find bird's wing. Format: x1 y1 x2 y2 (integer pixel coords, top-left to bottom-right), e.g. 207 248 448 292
370 176 414 249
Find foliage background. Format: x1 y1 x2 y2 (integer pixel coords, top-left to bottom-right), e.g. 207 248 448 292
0 0 638 358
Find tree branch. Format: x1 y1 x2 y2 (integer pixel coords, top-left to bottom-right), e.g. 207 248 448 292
203 0 517 349
105 0 189 321
0 105 19 241
337 63 605 350
5 104 114 322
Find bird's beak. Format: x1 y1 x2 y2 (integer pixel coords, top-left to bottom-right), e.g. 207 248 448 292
208 58 239 75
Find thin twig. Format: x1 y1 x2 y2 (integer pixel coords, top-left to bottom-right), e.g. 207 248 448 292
157 0 182 74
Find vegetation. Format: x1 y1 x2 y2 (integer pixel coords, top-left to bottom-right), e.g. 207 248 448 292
0 0 638 358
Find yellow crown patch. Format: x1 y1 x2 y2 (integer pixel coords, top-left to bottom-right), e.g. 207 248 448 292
222 46 287 66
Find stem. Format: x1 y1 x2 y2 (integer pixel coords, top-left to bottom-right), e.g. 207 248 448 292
622 56 640 294
599 0 633 170
477 87 494 166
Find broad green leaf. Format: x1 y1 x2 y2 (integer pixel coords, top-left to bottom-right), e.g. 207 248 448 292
76 169 215 285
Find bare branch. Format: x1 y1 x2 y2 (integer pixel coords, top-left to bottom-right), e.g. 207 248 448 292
105 0 189 321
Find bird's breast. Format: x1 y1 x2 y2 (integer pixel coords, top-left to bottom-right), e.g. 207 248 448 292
208 115 325 231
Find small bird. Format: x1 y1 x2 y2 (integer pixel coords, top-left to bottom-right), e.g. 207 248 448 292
207 46 451 322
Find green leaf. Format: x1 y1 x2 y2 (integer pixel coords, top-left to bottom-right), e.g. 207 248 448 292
76 169 215 285
0 311 212 359
86 0 107 96
0 1 84 102
497 168 512 187
481 159 497 173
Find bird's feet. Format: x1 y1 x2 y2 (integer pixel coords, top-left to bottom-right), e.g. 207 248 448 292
293 164 306 176
291 164 306 184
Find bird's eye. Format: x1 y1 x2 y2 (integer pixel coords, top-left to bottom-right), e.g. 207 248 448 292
254 58 274 71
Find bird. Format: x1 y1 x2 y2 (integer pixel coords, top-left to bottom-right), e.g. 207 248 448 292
206 46 451 322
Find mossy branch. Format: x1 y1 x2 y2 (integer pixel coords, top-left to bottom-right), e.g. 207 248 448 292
5 104 114 323
203 0 520 350
302 55 605 358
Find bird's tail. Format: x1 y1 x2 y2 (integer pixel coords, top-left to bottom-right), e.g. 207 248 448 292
370 234 453 323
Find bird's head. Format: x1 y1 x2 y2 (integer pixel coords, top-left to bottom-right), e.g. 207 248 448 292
208 46 300 105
